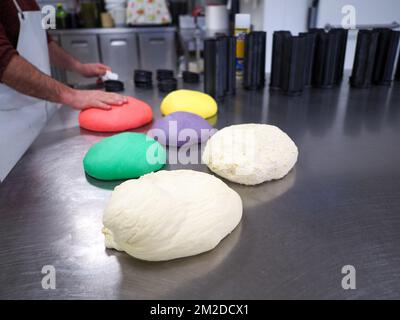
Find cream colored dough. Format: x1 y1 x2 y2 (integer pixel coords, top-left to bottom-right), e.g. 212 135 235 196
202 124 298 185
102 170 243 261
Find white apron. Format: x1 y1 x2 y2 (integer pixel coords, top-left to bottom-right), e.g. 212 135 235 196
0 0 54 181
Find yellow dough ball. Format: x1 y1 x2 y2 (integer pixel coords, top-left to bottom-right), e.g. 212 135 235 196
160 89 218 119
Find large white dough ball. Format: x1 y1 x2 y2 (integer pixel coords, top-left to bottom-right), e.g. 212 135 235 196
202 124 298 185
102 170 243 261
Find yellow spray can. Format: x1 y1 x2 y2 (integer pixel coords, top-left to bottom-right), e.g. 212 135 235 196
234 14 251 76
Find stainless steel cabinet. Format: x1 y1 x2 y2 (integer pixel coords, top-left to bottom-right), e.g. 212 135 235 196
50 35 67 83
99 33 139 81
60 34 100 85
51 28 176 85
138 32 176 71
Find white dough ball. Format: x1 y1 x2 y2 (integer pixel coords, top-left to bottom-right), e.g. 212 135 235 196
202 124 298 185
102 170 243 261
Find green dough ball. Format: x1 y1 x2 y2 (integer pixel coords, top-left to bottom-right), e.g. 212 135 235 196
83 132 166 180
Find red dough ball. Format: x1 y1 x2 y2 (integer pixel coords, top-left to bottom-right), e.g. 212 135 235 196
79 97 153 132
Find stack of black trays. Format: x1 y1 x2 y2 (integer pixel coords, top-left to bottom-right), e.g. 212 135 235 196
243 31 267 90
182 71 200 83
204 35 236 99
309 28 348 88
269 32 309 95
270 31 291 90
269 28 348 95
350 28 400 88
280 35 307 96
372 28 399 85
300 32 317 87
134 70 153 88
350 30 379 88
156 69 177 92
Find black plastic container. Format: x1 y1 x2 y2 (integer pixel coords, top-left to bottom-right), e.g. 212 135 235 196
225 35 237 95
204 35 236 99
311 30 332 87
310 28 348 88
299 32 316 87
280 35 307 96
243 31 267 90
104 80 124 92
309 29 325 87
182 71 200 83
134 69 152 81
134 70 152 88
350 30 379 88
157 69 174 81
350 28 400 87
372 28 400 86
204 38 223 99
331 28 348 83
270 31 291 90
269 31 308 95
215 35 237 95
158 78 178 92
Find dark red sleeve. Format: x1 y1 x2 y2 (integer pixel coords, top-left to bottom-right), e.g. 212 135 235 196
0 21 18 82
31 1 40 10
47 32 53 44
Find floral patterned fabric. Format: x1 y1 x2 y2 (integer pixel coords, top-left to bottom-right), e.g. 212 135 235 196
126 0 172 25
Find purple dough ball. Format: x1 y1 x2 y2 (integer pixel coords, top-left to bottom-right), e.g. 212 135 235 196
148 111 215 147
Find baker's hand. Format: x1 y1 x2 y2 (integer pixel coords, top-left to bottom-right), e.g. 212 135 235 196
64 89 128 110
76 62 111 78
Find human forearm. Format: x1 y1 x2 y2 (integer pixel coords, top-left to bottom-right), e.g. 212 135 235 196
48 41 80 72
1 55 127 110
48 41 110 77
1 54 73 104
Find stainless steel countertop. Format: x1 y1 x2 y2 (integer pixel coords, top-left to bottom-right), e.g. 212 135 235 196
49 26 176 35
1 79 400 299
